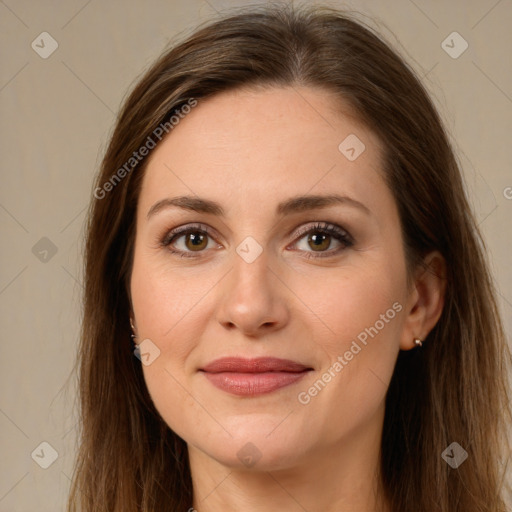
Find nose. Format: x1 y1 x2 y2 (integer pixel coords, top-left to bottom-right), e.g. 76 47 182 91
215 247 290 338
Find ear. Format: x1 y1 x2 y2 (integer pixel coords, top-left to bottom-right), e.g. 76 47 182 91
399 250 447 350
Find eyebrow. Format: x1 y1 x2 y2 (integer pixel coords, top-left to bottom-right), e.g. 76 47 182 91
146 193 372 220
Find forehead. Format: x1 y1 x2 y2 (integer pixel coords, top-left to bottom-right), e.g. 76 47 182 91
138 86 391 221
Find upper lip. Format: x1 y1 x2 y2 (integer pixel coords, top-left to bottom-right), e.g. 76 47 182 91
200 357 313 373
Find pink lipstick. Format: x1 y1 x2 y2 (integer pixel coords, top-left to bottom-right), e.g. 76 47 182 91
200 357 313 396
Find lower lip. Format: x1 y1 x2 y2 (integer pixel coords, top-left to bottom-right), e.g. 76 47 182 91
202 371 309 396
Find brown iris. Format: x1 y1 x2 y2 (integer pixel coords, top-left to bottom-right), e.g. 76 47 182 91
308 232 331 251
185 232 208 251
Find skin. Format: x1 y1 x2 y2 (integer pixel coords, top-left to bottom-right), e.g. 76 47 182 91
129 85 446 512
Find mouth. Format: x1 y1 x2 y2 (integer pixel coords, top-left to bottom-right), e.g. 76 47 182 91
199 357 314 396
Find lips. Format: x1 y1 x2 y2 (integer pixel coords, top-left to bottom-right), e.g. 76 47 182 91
200 357 313 396
201 357 311 373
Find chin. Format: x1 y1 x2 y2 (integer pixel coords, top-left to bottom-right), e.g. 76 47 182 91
194 426 310 472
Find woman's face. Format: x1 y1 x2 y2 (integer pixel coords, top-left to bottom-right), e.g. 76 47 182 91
130 86 414 470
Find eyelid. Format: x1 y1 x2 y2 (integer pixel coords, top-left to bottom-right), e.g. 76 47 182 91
160 222 217 246
290 222 353 244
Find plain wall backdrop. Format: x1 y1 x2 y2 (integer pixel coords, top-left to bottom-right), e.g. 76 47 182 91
1 0 511 510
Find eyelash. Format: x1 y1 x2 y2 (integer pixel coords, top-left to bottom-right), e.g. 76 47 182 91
159 222 354 259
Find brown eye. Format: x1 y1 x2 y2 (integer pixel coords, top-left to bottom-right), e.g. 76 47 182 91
184 232 208 251
307 232 332 252
161 224 216 258
291 222 354 259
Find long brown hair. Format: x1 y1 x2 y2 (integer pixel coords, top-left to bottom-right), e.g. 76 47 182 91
67 4 512 511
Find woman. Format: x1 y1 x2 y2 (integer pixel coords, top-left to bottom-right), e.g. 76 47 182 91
67 4 512 511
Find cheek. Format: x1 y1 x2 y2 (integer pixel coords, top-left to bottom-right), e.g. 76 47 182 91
130 254 213 345
299 264 404 408
130 257 218 407
142 363 208 446
131 260 208 437
302 262 404 349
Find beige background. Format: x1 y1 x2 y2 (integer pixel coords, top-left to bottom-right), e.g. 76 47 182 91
1 0 511 510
